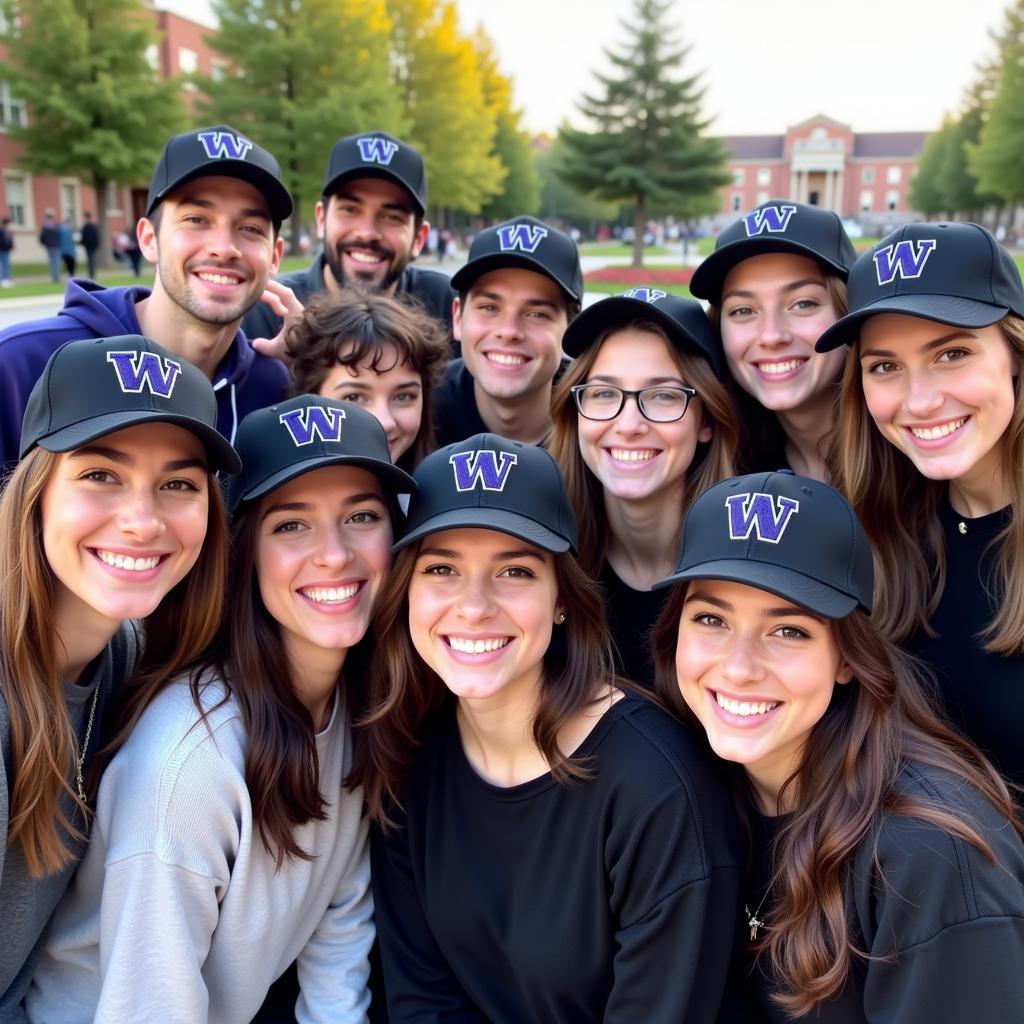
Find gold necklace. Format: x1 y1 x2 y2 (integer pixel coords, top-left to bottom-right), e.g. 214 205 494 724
75 682 101 803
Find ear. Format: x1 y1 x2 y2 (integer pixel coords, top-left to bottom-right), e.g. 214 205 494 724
553 603 566 625
452 295 463 342
314 199 327 238
836 660 854 685
698 417 713 444
411 219 430 259
137 217 158 263
270 235 284 275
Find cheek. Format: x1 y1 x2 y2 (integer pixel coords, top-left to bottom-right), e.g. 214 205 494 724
721 323 753 367
576 416 604 465
171 498 211 559
860 374 898 426
256 540 298 614
809 345 846 382
395 402 423 434
406 581 442 660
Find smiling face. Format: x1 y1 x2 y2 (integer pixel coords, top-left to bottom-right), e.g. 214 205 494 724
675 579 852 806
256 465 393 678
408 528 562 707
720 252 846 413
40 422 211 637
316 176 428 293
140 175 283 327
454 268 569 402
577 328 711 505
858 314 1018 505
316 342 424 462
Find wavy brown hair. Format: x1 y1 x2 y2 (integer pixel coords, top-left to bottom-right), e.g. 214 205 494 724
829 313 1024 653
2 449 228 877
548 321 738 576
350 542 615 828
652 583 1023 1016
709 273 848 475
286 290 449 470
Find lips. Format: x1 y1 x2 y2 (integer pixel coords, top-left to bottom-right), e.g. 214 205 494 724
753 357 807 378
340 242 394 266
192 264 247 286
607 447 658 463
445 635 512 654
483 351 529 367
94 548 165 572
905 416 968 441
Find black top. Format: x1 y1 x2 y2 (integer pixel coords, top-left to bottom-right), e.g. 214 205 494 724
908 499 1022 786
743 762 1024 1023
600 560 667 690
240 253 455 339
371 692 743 1024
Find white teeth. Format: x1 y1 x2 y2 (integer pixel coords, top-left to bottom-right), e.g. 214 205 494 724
716 692 779 717
486 352 527 366
910 418 966 440
447 636 511 654
197 272 241 285
302 584 360 604
97 550 160 571
758 359 805 375
348 250 383 264
609 448 656 462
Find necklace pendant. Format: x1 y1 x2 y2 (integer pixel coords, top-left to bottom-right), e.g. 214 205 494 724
744 904 764 941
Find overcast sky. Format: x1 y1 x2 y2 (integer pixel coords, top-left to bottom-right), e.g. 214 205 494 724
167 0 1010 135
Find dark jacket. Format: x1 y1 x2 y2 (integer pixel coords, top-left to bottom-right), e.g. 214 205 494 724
38 223 59 250
80 222 100 253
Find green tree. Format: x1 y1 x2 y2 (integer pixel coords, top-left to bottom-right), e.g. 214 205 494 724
388 0 504 218
556 0 729 267
909 118 957 218
203 0 406 254
4 0 185 268
475 30 539 221
535 132 618 230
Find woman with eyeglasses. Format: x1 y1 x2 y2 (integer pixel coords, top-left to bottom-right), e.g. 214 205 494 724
549 292 738 687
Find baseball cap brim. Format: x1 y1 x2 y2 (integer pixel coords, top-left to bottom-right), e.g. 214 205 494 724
323 167 425 215
394 509 571 555
652 558 858 619
35 410 241 475
690 238 850 302
451 253 581 303
149 162 293 225
815 293 1009 352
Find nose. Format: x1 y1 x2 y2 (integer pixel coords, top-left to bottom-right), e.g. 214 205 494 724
720 631 766 686
758 306 792 348
314 524 354 570
492 312 525 343
369 398 398 438
116 491 166 543
613 393 648 435
903 368 944 418
205 221 242 261
348 207 383 242
455 572 498 623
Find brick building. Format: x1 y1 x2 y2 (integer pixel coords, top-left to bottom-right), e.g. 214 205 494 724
718 114 929 231
0 4 221 263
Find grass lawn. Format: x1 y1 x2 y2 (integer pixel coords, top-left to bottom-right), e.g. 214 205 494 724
579 242 670 258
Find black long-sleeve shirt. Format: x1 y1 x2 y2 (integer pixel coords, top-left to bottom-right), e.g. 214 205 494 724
371 692 743 1023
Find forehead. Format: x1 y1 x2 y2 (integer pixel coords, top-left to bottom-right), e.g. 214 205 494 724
722 252 826 294
67 421 206 460
328 175 416 213
419 526 550 560
328 343 419 382
589 327 679 375
467 267 566 308
161 174 272 219
261 464 384 506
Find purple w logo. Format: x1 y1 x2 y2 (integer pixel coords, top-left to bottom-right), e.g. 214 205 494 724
450 450 518 492
725 492 800 544
496 223 548 253
623 287 667 303
356 136 399 165
106 351 181 398
873 239 936 286
743 205 797 237
279 406 346 446
196 130 253 161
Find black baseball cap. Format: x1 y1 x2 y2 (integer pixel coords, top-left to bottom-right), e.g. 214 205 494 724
20 335 240 474
322 131 428 215
227 395 415 513
450 217 583 303
690 201 856 303
561 288 725 376
654 470 873 619
815 221 1024 352
147 125 293 227
394 434 577 555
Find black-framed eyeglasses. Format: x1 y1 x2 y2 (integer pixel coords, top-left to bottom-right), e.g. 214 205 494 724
570 383 697 423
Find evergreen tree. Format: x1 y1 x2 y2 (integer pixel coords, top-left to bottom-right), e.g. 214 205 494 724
4 0 185 269
909 118 957 218
556 0 729 267
204 0 405 254
536 132 618 230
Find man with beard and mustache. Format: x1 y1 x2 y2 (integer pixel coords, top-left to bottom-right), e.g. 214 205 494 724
0 125 293 470
242 131 455 344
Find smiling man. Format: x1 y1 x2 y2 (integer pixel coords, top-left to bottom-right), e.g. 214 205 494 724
242 131 455 341
433 216 582 447
0 125 294 469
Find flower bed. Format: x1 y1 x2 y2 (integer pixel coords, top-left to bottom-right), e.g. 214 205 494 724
584 265 695 284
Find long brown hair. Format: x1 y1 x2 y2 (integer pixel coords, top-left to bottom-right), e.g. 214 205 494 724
830 313 1024 653
709 273 849 475
652 584 1023 1016
350 542 615 828
548 320 738 575
2 449 228 877
286 290 450 470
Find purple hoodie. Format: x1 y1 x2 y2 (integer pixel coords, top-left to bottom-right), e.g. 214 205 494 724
0 279 288 470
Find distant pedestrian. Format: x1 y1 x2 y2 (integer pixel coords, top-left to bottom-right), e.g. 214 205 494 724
120 229 143 277
80 212 100 280
38 211 60 283
57 218 76 277
0 216 14 288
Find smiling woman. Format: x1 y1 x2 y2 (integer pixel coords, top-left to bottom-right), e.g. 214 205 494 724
0 334 233 1017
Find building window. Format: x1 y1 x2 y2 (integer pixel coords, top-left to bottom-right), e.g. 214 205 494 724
4 172 29 227
756 191 769 205
145 44 160 73
732 169 745 186
211 60 228 83
860 190 873 213
0 5 22 36
861 166 875 185
886 166 902 185
179 47 198 89
0 81 27 129
811 126 827 140
731 192 742 212
60 181 78 225
757 167 771 187
886 189 899 212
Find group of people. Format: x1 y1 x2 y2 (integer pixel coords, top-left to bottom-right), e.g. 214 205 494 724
35 211 103 284
0 120 1022 1024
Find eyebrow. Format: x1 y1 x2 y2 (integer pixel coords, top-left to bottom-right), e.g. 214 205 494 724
260 491 385 521
332 379 421 391
587 374 687 386
684 591 824 622
722 277 827 302
859 330 977 359
176 197 271 222
471 289 560 311
69 446 208 473
334 190 413 217
417 546 546 563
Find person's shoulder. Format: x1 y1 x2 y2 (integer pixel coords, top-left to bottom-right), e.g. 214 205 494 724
402 264 455 294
